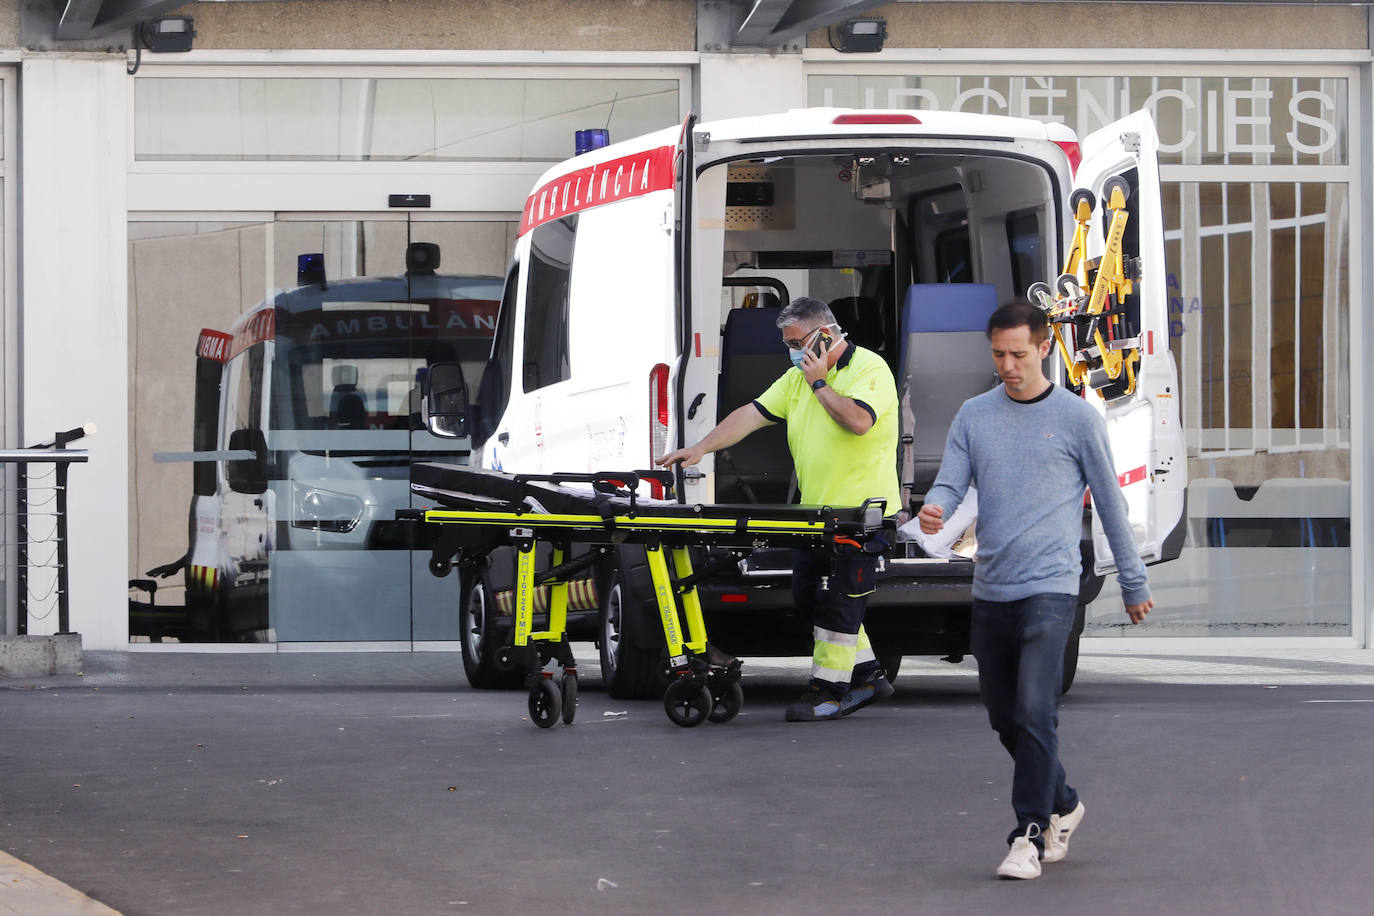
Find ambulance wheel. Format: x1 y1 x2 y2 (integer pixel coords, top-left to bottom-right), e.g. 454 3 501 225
1061 599 1087 695
185 589 223 643
598 551 668 700
707 679 744 723
561 674 578 725
1027 280 1054 308
877 652 903 682
1061 634 1082 695
529 678 561 728
663 680 712 728
460 574 522 690
1103 176 1130 206
1070 188 1096 214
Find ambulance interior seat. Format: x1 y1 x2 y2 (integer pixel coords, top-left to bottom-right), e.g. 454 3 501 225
716 306 795 504
828 295 887 359
330 364 367 429
900 283 1000 499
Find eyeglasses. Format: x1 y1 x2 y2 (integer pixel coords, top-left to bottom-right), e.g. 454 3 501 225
783 324 837 351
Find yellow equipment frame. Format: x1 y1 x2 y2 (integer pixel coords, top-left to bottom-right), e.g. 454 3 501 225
1030 179 1142 401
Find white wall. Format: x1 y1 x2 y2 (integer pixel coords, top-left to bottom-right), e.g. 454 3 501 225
21 57 129 649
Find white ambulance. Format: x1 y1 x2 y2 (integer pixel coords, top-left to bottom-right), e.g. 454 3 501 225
431 107 1186 697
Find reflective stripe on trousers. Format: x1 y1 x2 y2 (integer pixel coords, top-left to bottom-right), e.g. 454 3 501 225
812 623 876 684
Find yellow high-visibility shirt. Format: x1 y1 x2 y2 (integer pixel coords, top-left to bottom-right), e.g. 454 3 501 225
754 344 900 513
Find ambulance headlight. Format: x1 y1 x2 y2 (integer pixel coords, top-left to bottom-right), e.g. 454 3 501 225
292 482 363 533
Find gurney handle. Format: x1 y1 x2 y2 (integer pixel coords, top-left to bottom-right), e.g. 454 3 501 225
511 469 677 508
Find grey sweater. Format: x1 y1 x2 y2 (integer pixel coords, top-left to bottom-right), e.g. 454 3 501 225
924 384 1151 605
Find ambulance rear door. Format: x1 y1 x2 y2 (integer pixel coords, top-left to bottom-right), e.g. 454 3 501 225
1073 109 1187 573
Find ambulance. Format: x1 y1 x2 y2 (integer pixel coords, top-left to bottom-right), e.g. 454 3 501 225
426 108 1186 697
176 245 501 641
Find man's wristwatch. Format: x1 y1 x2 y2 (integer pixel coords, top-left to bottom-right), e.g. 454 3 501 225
811 378 827 392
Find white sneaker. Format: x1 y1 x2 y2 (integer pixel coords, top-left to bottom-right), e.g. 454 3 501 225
996 824 1042 880
1042 801 1085 864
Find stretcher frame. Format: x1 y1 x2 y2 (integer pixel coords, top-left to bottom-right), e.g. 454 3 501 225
1028 176 1142 402
405 464 889 728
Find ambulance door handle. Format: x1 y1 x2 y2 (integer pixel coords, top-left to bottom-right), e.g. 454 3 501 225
498 432 510 445
687 392 706 419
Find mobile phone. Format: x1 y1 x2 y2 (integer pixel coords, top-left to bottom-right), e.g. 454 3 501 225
811 330 832 358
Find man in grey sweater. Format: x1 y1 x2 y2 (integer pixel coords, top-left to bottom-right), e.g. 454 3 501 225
917 300 1153 880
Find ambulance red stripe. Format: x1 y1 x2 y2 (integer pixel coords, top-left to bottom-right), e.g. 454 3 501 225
519 145 675 235
1118 465 1147 487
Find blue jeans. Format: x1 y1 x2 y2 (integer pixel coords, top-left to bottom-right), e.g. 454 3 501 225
971 593 1080 851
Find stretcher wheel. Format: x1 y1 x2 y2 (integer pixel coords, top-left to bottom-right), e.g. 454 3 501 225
1026 281 1054 309
529 678 561 728
1070 188 1096 215
560 674 578 725
1056 273 1083 298
707 679 744 724
1103 176 1130 207
663 679 712 728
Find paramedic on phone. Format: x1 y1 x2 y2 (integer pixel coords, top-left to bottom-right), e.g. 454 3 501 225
659 296 901 723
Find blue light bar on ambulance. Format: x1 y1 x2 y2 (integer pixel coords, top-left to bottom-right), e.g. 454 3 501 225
831 113 921 125
297 252 326 286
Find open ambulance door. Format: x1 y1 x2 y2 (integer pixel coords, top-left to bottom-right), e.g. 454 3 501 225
668 112 698 501
1075 110 1187 574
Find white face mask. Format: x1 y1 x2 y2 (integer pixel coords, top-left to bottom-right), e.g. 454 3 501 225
786 323 842 367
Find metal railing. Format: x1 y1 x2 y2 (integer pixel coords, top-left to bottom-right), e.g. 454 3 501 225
1 425 92 635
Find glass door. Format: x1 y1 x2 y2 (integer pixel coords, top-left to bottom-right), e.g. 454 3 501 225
130 213 512 643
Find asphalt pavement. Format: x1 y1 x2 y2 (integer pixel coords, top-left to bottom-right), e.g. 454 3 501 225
2 647 1373 916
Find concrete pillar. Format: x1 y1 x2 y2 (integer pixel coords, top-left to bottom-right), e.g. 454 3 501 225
698 51 805 120
20 55 129 649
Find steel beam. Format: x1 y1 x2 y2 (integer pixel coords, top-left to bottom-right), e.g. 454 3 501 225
57 0 191 40
719 0 886 48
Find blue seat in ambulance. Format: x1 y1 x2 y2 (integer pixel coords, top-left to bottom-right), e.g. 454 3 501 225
716 306 794 504
899 284 1000 500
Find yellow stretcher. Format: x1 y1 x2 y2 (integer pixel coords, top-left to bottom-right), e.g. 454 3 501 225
1028 176 1142 402
404 463 891 729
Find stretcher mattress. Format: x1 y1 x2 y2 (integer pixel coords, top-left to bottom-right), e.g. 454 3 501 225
410 462 884 528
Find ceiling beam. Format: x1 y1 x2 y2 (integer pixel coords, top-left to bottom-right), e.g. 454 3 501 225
729 0 887 47
57 0 192 41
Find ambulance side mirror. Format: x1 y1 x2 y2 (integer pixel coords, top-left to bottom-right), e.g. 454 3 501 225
226 427 269 495
423 362 469 438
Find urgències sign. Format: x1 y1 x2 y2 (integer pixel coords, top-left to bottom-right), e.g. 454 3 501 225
811 74 1347 162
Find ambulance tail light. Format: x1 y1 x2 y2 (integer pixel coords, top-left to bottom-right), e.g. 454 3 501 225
649 363 670 497
1055 140 1082 176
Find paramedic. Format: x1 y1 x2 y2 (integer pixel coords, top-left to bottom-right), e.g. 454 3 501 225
916 300 1153 880
659 296 901 722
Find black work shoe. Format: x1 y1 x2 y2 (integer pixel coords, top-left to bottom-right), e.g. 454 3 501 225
784 688 844 722
841 668 894 716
